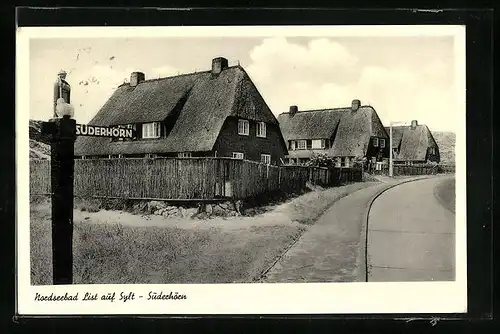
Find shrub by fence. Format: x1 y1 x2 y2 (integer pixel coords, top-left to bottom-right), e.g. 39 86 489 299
30 158 363 201
438 164 456 174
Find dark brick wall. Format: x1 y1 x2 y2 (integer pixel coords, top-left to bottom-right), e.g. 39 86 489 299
366 136 390 161
213 116 287 165
427 145 441 163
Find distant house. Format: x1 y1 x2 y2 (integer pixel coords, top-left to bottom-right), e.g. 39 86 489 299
74 57 288 165
385 120 440 165
277 100 389 167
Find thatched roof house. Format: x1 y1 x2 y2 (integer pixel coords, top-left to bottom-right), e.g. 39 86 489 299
74 57 288 165
277 100 389 166
385 120 440 164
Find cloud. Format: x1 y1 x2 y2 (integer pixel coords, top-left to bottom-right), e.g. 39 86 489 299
246 37 456 131
150 65 179 79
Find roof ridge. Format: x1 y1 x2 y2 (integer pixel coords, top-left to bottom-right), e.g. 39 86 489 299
279 105 373 115
118 65 242 87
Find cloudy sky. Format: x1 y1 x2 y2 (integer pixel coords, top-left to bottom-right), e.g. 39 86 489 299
29 35 459 132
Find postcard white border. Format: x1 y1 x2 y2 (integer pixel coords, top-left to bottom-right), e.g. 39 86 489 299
16 25 467 315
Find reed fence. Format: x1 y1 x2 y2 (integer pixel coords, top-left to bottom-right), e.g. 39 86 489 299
369 163 455 176
30 157 363 200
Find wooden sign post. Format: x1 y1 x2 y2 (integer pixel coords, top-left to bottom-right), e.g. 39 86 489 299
42 115 77 285
41 71 137 285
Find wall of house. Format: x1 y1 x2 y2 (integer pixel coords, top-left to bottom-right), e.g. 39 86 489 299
365 136 390 162
426 144 441 163
213 116 287 165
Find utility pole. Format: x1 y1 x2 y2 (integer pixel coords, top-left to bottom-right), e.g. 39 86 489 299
389 124 393 177
389 121 410 178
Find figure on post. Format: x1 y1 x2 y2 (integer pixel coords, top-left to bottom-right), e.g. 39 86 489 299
53 70 71 118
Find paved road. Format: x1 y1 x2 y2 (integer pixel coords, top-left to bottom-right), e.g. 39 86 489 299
367 176 455 282
261 176 432 283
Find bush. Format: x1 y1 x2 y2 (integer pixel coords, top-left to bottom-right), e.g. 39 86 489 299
305 154 365 168
74 198 102 213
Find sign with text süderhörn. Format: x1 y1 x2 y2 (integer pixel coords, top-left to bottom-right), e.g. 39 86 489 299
76 124 135 138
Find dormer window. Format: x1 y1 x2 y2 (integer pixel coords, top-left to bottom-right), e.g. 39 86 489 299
312 139 326 149
372 137 379 147
380 138 386 148
142 122 161 139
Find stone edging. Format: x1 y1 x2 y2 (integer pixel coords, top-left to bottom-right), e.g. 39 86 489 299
356 175 432 282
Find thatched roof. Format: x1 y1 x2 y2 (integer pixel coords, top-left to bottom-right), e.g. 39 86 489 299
75 65 283 155
385 124 439 161
278 104 388 158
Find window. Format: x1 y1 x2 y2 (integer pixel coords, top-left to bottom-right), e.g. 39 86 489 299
238 119 249 135
429 147 436 155
261 154 271 165
178 152 192 158
142 122 161 139
344 157 350 168
380 138 386 148
232 152 244 159
289 140 296 150
297 140 307 150
312 139 326 149
145 154 158 159
306 140 312 150
372 137 379 147
256 122 266 137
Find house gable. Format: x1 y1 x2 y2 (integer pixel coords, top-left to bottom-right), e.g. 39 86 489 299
230 68 287 153
279 102 388 160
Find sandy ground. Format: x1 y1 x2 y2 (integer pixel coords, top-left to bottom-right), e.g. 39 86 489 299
32 181 380 231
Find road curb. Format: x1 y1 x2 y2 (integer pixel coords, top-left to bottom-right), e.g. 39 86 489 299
257 182 379 283
356 175 433 282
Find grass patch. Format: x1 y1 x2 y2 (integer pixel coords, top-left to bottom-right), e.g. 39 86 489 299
280 181 380 225
30 209 304 285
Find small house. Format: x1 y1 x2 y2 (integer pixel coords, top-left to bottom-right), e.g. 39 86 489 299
74 57 288 165
277 100 389 167
385 120 440 165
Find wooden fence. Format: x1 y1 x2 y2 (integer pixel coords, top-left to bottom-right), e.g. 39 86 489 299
29 158 363 200
370 163 455 176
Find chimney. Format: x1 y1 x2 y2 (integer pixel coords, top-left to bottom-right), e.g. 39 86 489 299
351 99 361 111
411 120 418 129
289 105 298 117
130 72 145 87
212 57 229 76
